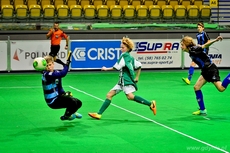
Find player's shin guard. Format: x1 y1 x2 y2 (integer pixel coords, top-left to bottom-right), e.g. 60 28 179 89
188 66 194 81
98 99 111 114
221 73 230 89
195 90 205 110
134 95 151 106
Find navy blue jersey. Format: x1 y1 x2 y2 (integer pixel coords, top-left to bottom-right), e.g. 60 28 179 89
42 65 69 104
189 46 212 69
196 31 210 53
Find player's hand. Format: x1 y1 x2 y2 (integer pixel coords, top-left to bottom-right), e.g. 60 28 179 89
216 36 223 41
101 66 107 71
66 51 72 66
65 46 68 50
49 28 54 34
134 79 138 83
62 91 73 97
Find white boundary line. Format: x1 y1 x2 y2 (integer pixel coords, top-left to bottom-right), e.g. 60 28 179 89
69 85 229 153
0 86 41 89
0 86 69 89
0 85 228 152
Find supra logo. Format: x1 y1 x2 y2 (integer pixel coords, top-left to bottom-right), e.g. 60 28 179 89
73 48 86 61
133 42 180 53
13 48 24 61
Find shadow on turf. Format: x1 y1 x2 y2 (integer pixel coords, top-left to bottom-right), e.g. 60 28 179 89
167 115 230 122
7 122 90 137
88 118 152 124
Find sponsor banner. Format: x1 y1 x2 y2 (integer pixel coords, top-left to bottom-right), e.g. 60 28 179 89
71 40 121 69
71 39 181 69
132 39 181 68
0 41 7 71
184 39 230 67
11 40 68 70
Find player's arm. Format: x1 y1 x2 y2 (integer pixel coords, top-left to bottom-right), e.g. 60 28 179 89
102 55 125 71
65 36 69 47
196 34 199 45
45 67 69 79
101 66 116 71
134 59 142 82
201 39 211 49
46 51 72 78
202 36 223 49
46 29 54 39
202 32 211 46
135 68 141 83
204 32 211 41
61 30 69 47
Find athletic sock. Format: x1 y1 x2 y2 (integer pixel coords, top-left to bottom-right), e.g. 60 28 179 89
134 95 151 106
195 90 205 110
98 99 111 114
188 66 194 81
221 73 230 89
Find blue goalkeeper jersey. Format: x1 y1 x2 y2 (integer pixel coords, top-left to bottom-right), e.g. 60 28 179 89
42 65 68 104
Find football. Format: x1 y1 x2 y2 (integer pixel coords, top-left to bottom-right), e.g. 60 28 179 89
33 57 47 71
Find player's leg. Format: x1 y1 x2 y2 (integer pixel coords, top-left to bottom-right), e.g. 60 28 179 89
98 90 117 114
182 61 196 85
221 73 230 88
188 62 196 81
49 45 60 61
64 97 83 120
213 73 230 92
63 96 82 120
49 95 82 120
193 75 207 115
124 85 156 115
88 85 120 119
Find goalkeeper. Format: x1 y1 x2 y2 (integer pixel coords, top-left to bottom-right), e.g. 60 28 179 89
42 51 82 121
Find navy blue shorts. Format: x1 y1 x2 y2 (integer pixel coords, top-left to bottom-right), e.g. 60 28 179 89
201 63 220 82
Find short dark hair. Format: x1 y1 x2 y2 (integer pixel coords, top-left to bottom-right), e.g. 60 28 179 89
197 22 204 27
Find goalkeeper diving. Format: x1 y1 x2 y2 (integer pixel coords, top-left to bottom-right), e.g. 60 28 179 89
41 51 83 121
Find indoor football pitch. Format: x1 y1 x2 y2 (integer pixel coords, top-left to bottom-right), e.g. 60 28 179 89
0 69 229 153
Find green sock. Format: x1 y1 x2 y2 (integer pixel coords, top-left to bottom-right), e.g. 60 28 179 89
98 99 111 114
134 95 151 106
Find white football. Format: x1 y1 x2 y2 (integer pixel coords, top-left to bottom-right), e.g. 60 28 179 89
33 57 47 71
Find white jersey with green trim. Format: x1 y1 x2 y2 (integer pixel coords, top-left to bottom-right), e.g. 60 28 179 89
113 52 141 90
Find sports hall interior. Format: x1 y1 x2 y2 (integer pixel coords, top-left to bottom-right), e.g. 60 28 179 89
0 0 230 153
0 0 229 24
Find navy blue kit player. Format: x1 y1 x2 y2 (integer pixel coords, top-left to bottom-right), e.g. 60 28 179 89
42 52 82 121
181 35 230 115
182 22 211 85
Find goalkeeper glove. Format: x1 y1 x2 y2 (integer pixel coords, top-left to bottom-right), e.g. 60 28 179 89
66 51 72 67
62 91 73 97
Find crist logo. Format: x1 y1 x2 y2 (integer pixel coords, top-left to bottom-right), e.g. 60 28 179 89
133 42 180 53
72 48 86 61
73 47 121 61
